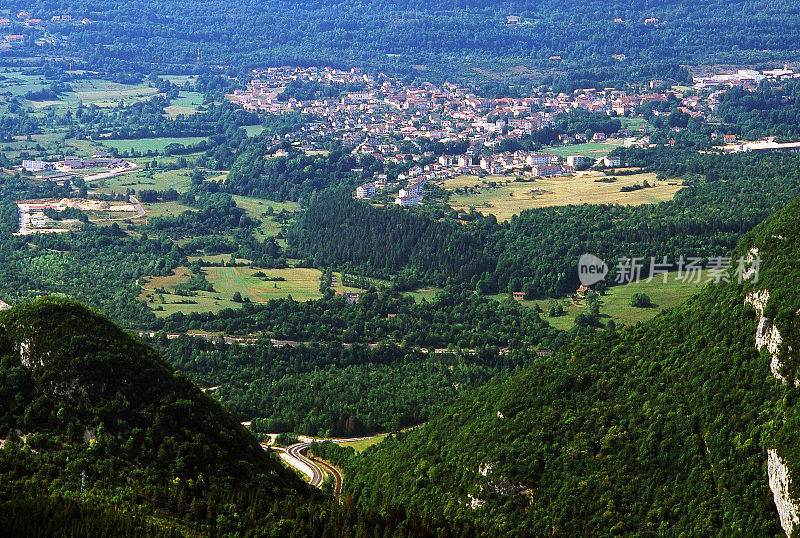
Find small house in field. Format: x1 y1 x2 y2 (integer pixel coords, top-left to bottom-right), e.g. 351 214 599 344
575 284 591 299
512 291 525 301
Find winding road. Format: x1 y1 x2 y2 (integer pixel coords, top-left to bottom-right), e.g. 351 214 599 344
266 442 343 500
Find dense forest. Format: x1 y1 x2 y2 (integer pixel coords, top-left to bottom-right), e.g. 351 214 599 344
154 335 557 437
318 195 800 535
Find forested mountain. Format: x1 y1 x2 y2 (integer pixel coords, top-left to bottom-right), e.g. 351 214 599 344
4 1 800 85
0 298 305 529
323 195 800 535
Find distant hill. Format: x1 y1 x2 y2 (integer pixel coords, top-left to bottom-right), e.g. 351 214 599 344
3 1 799 85
340 196 800 535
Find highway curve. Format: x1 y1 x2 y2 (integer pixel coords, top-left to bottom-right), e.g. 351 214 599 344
286 442 325 487
267 442 342 499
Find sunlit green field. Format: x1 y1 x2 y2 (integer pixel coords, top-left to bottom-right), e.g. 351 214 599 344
540 141 624 158
96 168 194 195
164 91 204 116
504 270 710 330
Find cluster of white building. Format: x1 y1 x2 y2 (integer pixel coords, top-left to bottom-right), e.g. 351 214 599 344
693 67 800 90
22 153 128 174
395 174 430 207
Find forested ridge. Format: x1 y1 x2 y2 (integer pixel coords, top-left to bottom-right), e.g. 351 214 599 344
318 196 800 536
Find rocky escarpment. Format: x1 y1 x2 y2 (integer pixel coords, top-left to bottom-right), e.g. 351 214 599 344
743 246 800 537
745 287 788 385
769 449 800 536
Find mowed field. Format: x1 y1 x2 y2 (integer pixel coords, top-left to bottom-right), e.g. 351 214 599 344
444 170 683 221
93 168 194 196
164 91 204 117
66 79 159 107
139 266 327 316
0 72 159 110
513 270 709 330
539 140 624 158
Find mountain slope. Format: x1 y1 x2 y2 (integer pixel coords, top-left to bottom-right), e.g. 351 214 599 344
341 198 800 535
0 297 307 531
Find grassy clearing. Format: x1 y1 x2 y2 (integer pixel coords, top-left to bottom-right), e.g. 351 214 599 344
204 266 324 303
143 201 196 218
66 79 159 108
161 75 198 87
95 169 193 196
540 141 624 158
243 125 265 137
232 195 299 239
164 91 204 117
445 170 683 221
510 270 709 330
0 70 49 97
335 434 388 453
138 266 325 316
620 117 649 131
404 288 441 302
140 263 443 316
100 136 208 153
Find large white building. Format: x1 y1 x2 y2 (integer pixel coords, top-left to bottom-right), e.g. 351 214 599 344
525 154 555 167
356 182 376 199
566 155 589 168
395 194 421 206
22 160 51 172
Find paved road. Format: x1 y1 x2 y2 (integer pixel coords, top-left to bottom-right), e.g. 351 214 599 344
265 442 343 498
314 456 343 502
287 442 325 487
